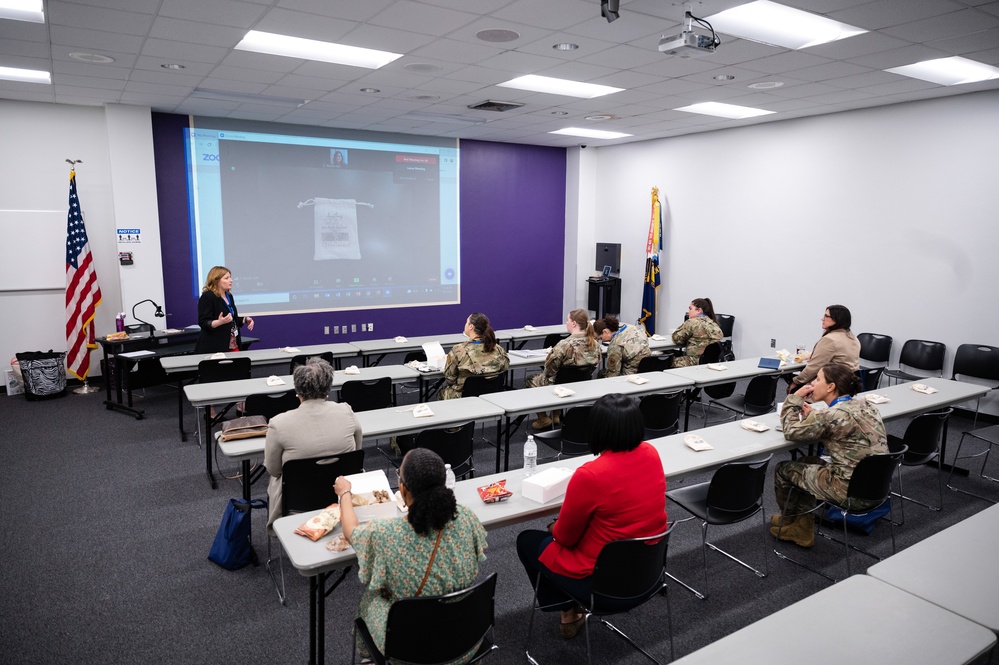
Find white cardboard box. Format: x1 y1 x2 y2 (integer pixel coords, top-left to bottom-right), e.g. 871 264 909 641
345 470 400 521
522 467 573 504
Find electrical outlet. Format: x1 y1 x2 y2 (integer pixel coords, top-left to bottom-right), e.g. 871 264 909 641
351 324 357 333
770 338 776 348
361 323 367 332
368 322 374 332
324 326 329 335
333 326 339 335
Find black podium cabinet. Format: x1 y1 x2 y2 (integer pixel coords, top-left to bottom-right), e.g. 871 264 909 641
587 276 621 319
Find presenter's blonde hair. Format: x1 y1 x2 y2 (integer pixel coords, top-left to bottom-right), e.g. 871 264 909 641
202 266 231 297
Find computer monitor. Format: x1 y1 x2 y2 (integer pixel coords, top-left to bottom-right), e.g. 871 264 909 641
595 243 621 273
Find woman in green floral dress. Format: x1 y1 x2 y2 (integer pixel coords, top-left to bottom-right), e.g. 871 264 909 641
335 448 488 662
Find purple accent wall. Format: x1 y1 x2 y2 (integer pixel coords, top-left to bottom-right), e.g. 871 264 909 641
152 113 566 346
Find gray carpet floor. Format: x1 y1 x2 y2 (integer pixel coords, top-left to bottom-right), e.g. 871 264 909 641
2 368 996 665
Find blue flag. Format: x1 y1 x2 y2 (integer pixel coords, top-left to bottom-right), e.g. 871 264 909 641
639 188 663 335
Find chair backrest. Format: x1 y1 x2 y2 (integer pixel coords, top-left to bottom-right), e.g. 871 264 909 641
381 573 497 663
858 333 893 364
403 350 427 364
197 357 252 383
281 449 365 516
554 364 595 384
844 448 905 508
561 406 592 445
542 332 569 348
640 393 681 436
591 524 673 609
897 339 947 374
124 323 154 334
637 355 673 374
706 456 772 514
414 422 475 476
952 344 999 384
699 342 722 365
744 374 780 411
289 351 335 374
243 389 299 421
461 372 507 397
900 408 952 459
340 376 393 412
859 366 884 391
716 314 735 338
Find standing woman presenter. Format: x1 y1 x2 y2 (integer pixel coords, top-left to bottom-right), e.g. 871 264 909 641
195 266 255 353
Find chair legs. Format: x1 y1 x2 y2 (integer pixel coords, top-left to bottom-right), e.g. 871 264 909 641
891 456 944 525
265 530 288 606
946 431 999 504
666 514 768 600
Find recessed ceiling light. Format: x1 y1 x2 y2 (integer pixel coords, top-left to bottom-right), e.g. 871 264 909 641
550 110 569 116
706 0 866 50
550 127 632 140
476 29 520 43
360 88 381 94
498 75 623 99
553 43 579 51
0 65 50 84
405 63 441 73
748 81 783 89
160 63 186 70
0 0 44 23
410 94 440 101
235 30 402 69
584 114 616 121
69 52 115 64
675 102 775 119
191 88 310 106
713 74 735 81
885 56 999 86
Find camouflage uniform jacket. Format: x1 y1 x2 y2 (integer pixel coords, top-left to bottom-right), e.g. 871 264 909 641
440 340 510 400
542 333 602 382
603 324 651 377
780 394 888 489
671 315 723 367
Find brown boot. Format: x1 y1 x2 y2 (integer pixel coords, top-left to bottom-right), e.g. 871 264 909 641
552 410 561 426
770 514 815 548
770 513 794 528
531 412 552 430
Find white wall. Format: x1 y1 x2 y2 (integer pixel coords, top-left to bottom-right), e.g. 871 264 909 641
0 101 162 377
581 90 999 414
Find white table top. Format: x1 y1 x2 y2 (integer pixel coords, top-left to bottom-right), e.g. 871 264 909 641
479 371 694 417
159 343 359 373
183 365 420 407
495 324 566 343
861 377 991 420
868 502 999 633
668 356 805 387
349 333 492 356
671 575 995 665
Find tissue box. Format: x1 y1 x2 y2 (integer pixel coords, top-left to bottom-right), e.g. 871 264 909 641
345 470 400 521
522 467 573 504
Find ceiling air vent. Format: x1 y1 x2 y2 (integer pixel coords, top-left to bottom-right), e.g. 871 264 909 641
467 100 525 112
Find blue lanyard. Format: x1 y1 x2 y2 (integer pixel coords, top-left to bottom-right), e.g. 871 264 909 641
223 293 235 317
612 323 627 340
830 395 852 408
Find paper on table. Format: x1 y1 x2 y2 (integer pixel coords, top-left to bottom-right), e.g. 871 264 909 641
413 404 434 418
866 394 891 404
422 341 447 369
651 334 669 341
209 352 227 359
119 350 156 359
706 363 727 371
740 419 770 432
342 365 361 375
684 434 713 451
280 346 300 353
524 325 537 331
394 336 408 343
627 375 649 385
552 386 576 398
912 383 938 394
266 376 286 386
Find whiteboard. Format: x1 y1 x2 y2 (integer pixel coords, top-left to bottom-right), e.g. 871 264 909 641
0 210 65 291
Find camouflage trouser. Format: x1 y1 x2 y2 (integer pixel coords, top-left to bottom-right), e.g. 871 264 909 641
524 372 552 389
671 354 699 368
774 456 849 515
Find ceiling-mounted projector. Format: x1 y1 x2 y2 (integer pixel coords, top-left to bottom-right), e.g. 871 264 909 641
659 31 718 57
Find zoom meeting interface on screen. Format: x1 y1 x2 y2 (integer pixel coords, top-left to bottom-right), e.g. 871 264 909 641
185 125 460 316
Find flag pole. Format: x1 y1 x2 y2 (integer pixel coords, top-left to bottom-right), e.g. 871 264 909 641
65 160 103 395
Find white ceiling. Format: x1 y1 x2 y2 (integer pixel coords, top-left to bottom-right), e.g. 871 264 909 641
2 0 998 147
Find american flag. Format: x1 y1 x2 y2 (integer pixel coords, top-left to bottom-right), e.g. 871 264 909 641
65 169 102 380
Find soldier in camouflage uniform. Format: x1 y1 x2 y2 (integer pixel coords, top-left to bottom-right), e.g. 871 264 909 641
439 312 510 400
671 298 724 367
772 364 887 547
595 315 651 377
525 309 602 429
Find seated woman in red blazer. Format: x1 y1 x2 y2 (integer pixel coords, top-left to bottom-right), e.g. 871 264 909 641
517 393 668 639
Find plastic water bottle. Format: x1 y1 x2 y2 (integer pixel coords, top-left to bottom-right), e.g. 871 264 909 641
523 435 538 477
444 463 456 490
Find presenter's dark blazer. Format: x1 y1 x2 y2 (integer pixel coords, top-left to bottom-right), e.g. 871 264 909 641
195 290 245 353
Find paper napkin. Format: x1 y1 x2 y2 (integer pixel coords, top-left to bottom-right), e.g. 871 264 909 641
865 394 891 404
413 404 434 418
684 434 713 451
740 419 769 432
552 386 576 398
266 376 286 386
912 383 938 394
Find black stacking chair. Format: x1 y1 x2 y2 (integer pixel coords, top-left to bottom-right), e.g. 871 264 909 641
705 374 780 425
533 406 592 461
289 351 335 374
542 332 569 348
857 333 892 368
950 344 999 427
243 389 299 422
883 339 946 386
637 355 674 374
414 421 476 479
888 409 952 522
640 392 682 438
340 376 393 411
